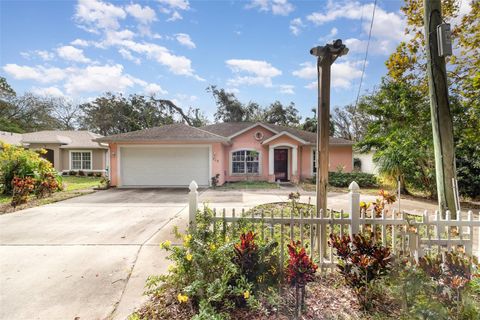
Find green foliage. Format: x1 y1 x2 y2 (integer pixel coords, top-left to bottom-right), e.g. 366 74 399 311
313 171 378 188
208 86 261 123
149 208 280 319
0 143 59 195
329 233 392 309
262 101 301 126
381 253 480 320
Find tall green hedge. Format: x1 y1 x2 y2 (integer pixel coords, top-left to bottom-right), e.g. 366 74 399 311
310 172 378 188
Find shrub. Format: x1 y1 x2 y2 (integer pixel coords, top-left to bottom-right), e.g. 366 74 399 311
34 172 62 198
0 143 56 195
233 231 279 289
69 170 77 176
329 233 391 309
149 208 279 318
87 172 94 177
211 174 220 188
95 172 103 177
311 172 378 188
11 176 35 208
78 170 85 176
382 253 480 319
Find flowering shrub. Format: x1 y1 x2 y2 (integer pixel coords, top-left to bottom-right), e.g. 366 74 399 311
34 172 62 198
11 176 35 207
148 208 280 318
0 143 59 195
286 241 318 287
360 189 396 217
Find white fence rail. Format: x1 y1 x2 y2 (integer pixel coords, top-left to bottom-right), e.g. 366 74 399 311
188 181 480 269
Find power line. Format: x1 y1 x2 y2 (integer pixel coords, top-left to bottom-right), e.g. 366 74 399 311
354 0 377 110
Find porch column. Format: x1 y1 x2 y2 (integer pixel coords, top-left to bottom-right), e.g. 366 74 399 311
292 146 298 175
268 146 274 175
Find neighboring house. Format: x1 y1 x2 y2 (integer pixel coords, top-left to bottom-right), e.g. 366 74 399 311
0 130 108 173
97 122 354 187
353 150 379 175
0 131 23 146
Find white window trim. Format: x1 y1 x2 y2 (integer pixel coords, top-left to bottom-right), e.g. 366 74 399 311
69 150 93 171
229 148 262 176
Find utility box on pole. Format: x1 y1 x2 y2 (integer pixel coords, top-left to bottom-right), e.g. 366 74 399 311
423 0 457 217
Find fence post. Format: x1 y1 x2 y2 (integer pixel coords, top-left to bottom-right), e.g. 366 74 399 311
349 181 360 238
189 180 198 229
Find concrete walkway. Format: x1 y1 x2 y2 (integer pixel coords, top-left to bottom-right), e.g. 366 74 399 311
1 187 475 320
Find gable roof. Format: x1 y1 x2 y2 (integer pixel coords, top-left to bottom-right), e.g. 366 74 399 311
0 131 23 145
200 122 354 145
96 123 229 143
9 130 108 149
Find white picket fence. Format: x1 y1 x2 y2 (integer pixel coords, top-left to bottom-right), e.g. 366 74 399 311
188 181 480 270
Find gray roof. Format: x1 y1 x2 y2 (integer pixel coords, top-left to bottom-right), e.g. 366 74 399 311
0 131 23 145
96 123 229 143
20 131 107 149
201 122 354 145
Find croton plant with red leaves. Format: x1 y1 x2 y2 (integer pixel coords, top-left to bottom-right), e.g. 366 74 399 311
286 241 318 286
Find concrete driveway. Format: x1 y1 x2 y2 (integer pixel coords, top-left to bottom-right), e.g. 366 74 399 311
0 189 194 320
1 186 468 320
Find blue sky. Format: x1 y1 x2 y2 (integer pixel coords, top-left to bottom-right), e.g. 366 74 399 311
1 0 410 120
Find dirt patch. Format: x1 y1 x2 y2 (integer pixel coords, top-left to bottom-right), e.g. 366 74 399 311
0 189 95 214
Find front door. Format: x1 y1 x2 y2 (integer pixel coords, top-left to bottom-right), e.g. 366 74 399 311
274 149 288 182
40 149 55 166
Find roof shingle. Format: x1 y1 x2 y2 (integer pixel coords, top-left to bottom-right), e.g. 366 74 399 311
96 123 229 143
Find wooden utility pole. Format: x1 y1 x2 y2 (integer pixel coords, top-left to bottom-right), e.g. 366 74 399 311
311 40 348 217
315 54 331 216
423 0 457 216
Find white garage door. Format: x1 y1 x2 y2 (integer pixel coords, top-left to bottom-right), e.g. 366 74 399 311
120 146 210 187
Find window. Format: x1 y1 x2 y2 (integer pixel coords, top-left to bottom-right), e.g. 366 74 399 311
71 151 92 170
312 149 317 174
232 150 259 174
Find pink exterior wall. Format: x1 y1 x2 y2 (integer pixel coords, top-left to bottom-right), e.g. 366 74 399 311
329 146 353 172
107 126 353 187
222 126 275 182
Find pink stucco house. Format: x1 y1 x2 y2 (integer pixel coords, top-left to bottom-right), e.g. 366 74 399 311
96 122 354 187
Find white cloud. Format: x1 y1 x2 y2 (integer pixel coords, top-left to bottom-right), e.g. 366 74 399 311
293 60 363 89
247 0 294 16
125 3 157 23
32 86 65 97
64 64 138 94
3 64 66 83
175 33 196 49
226 87 240 94
167 11 183 21
158 0 189 21
118 40 203 80
226 59 282 88
75 0 126 32
71 39 90 47
158 0 190 10
36 50 55 61
118 48 141 64
278 84 294 94
56 46 91 63
306 1 407 55
319 27 338 42
289 18 304 36
3 62 161 96
144 83 167 96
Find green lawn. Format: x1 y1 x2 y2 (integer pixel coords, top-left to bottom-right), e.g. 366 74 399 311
216 181 279 190
62 176 102 191
0 194 10 204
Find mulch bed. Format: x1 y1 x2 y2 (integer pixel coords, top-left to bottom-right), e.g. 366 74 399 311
133 274 397 320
